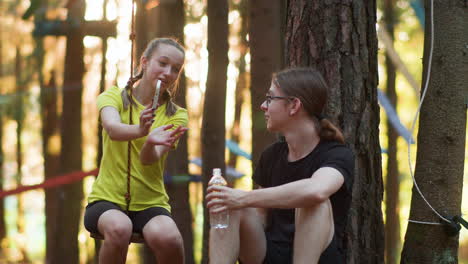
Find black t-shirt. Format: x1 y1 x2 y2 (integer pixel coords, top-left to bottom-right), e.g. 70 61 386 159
253 139 354 262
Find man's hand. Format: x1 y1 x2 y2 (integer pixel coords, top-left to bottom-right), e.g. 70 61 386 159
206 185 248 213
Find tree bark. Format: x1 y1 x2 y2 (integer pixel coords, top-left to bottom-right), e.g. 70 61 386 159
228 0 249 170
41 69 61 264
135 0 148 61
401 1 468 263
249 0 284 167
51 1 85 263
0 33 4 242
14 46 30 263
285 1 384 263
201 0 228 263
383 1 400 263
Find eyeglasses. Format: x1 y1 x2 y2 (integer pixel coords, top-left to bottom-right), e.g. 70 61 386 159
265 95 293 107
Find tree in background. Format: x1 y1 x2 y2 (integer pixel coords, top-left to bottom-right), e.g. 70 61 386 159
14 46 31 263
27 1 63 262
0 17 5 253
53 0 85 263
201 0 228 263
382 0 400 263
227 0 248 170
284 0 384 262
401 1 467 262
249 0 284 166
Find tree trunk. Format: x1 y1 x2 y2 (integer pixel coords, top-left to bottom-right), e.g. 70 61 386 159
42 70 61 264
201 0 228 263
0 112 4 244
0 28 6 251
135 0 148 61
249 0 284 167
383 1 400 263
284 1 384 263
14 46 30 263
35 38 61 263
228 0 248 170
51 1 85 263
400 1 467 263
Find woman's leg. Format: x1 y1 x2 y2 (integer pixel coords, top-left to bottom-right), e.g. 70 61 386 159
142 215 184 264
293 199 334 264
97 209 133 264
84 201 132 264
210 208 267 264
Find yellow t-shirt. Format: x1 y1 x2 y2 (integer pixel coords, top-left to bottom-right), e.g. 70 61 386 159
88 86 188 212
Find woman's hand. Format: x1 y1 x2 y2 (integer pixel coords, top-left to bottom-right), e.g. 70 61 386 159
138 103 157 137
206 185 248 213
146 124 188 147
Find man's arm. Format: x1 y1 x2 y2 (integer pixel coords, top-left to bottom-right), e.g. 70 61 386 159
207 167 344 212
245 167 344 208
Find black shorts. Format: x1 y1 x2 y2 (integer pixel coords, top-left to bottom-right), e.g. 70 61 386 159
84 200 172 235
262 233 342 264
262 232 293 264
263 238 292 264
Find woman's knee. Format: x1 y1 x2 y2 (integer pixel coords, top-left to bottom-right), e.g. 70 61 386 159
144 217 184 251
99 211 133 243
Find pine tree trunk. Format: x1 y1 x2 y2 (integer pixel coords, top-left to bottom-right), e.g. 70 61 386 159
52 1 86 263
0 111 4 245
401 1 468 263
33 22 62 263
135 0 148 60
249 0 284 166
42 71 60 264
14 46 30 263
383 1 400 263
228 0 248 169
0 27 5 245
285 1 384 263
201 0 228 263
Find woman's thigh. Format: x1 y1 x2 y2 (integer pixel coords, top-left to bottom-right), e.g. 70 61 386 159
131 206 171 233
84 200 128 235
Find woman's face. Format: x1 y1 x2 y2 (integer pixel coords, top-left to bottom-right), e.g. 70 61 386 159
261 81 292 132
143 43 184 93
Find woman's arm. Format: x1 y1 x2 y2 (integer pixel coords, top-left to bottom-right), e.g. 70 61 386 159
207 167 344 212
140 125 188 165
101 105 155 141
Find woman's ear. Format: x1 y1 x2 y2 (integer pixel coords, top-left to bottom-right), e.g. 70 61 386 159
140 56 148 71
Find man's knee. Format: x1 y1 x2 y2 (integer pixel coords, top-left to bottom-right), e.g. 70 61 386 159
296 199 333 222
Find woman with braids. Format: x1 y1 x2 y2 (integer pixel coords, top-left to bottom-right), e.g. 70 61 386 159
84 38 188 264
207 67 355 264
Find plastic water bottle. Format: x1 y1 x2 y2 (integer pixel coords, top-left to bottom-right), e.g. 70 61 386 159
209 168 229 229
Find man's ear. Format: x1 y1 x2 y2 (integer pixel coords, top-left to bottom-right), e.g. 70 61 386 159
289 97 302 116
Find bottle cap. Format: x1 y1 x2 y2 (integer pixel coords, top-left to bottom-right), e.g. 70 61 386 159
213 168 221 176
